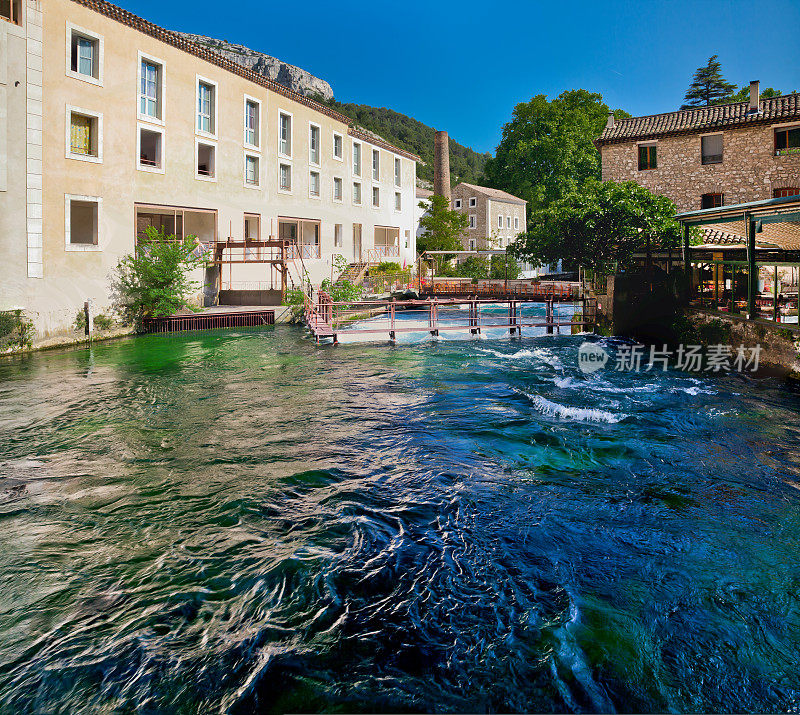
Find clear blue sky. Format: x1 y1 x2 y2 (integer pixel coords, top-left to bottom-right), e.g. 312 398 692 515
126 0 799 154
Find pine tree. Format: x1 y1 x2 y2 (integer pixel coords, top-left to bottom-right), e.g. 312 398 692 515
681 56 737 108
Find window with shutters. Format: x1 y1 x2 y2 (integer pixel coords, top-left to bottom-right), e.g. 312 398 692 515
701 134 723 165
395 192 401 211
309 171 320 198
333 133 343 160
279 163 292 192
372 186 380 207
353 181 362 205
394 157 401 186
372 149 380 181
638 143 657 170
353 142 362 176
244 154 259 187
333 177 343 202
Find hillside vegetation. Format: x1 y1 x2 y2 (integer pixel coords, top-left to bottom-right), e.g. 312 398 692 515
321 99 491 185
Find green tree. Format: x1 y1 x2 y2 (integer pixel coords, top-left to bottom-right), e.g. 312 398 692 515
111 226 203 327
510 179 681 271
417 195 469 269
490 255 521 280
482 90 630 223
719 85 787 104
681 56 736 108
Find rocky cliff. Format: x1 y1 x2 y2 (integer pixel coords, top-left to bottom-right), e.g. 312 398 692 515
177 33 333 100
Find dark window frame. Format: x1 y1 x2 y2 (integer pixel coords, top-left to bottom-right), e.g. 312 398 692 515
701 193 724 209
1 0 22 25
638 143 657 171
775 126 800 153
701 134 723 165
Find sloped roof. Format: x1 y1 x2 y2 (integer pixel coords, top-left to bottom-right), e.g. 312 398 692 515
455 182 527 205
416 188 433 199
71 0 421 162
597 93 800 146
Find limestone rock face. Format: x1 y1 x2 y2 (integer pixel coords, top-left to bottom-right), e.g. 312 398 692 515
177 33 334 101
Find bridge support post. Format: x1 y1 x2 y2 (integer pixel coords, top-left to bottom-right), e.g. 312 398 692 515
546 299 554 335
509 300 518 335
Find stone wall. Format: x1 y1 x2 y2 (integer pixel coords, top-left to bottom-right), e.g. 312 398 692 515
600 124 800 213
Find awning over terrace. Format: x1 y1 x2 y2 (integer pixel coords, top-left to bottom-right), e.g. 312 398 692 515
677 194 800 323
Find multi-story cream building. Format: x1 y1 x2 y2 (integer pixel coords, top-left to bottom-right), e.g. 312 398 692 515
450 182 526 251
0 0 419 336
596 82 800 212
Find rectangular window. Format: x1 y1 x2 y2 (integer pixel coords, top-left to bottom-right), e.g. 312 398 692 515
498 215 503 229
68 198 99 246
775 127 800 153
701 193 724 209
333 133 343 160
701 135 723 165
372 186 380 207
279 163 292 191
469 197 477 207
196 142 215 178
454 199 462 209
279 113 292 156
469 215 476 229
140 60 161 119
507 216 511 228
469 238 476 250
68 110 101 161
394 157 401 186
244 213 260 241
245 154 259 186
70 113 94 155
139 127 162 169
333 177 343 201
372 149 380 181
353 142 362 176
774 187 800 198
514 216 519 230
1 0 22 24
197 80 215 135
244 99 259 147
309 171 320 197
353 181 362 205
309 124 320 165
638 143 657 170
395 192 401 211
334 223 343 248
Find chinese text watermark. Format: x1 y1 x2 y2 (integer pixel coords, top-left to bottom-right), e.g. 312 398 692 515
578 342 761 374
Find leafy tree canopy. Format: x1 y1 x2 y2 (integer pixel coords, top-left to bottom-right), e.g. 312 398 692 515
111 226 203 327
319 98 490 185
509 179 681 270
481 90 631 221
417 195 469 266
681 55 737 108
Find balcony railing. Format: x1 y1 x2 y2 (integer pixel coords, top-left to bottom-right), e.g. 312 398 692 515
286 243 321 260
362 246 399 264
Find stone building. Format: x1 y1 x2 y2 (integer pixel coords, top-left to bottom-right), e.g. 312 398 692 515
0 0 419 337
450 183 526 251
596 82 800 212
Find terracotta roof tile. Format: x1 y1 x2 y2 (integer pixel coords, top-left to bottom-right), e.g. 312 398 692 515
597 94 800 146
455 182 527 205
70 0 421 162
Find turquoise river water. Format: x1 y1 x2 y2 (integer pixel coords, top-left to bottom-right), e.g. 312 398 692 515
1 321 800 713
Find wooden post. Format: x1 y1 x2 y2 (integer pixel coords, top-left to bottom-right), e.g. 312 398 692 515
546 299 553 334
746 213 757 320
389 300 396 342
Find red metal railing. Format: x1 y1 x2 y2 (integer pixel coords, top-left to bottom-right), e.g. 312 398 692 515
142 309 275 333
422 279 580 301
303 295 587 343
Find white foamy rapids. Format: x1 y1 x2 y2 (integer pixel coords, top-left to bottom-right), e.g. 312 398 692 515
477 347 563 370
522 392 626 424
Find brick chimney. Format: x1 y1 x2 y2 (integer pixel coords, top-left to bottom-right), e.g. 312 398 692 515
434 130 451 200
749 80 760 113
606 111 615 129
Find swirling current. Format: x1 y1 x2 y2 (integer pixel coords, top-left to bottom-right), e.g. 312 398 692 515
1 322 800 713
